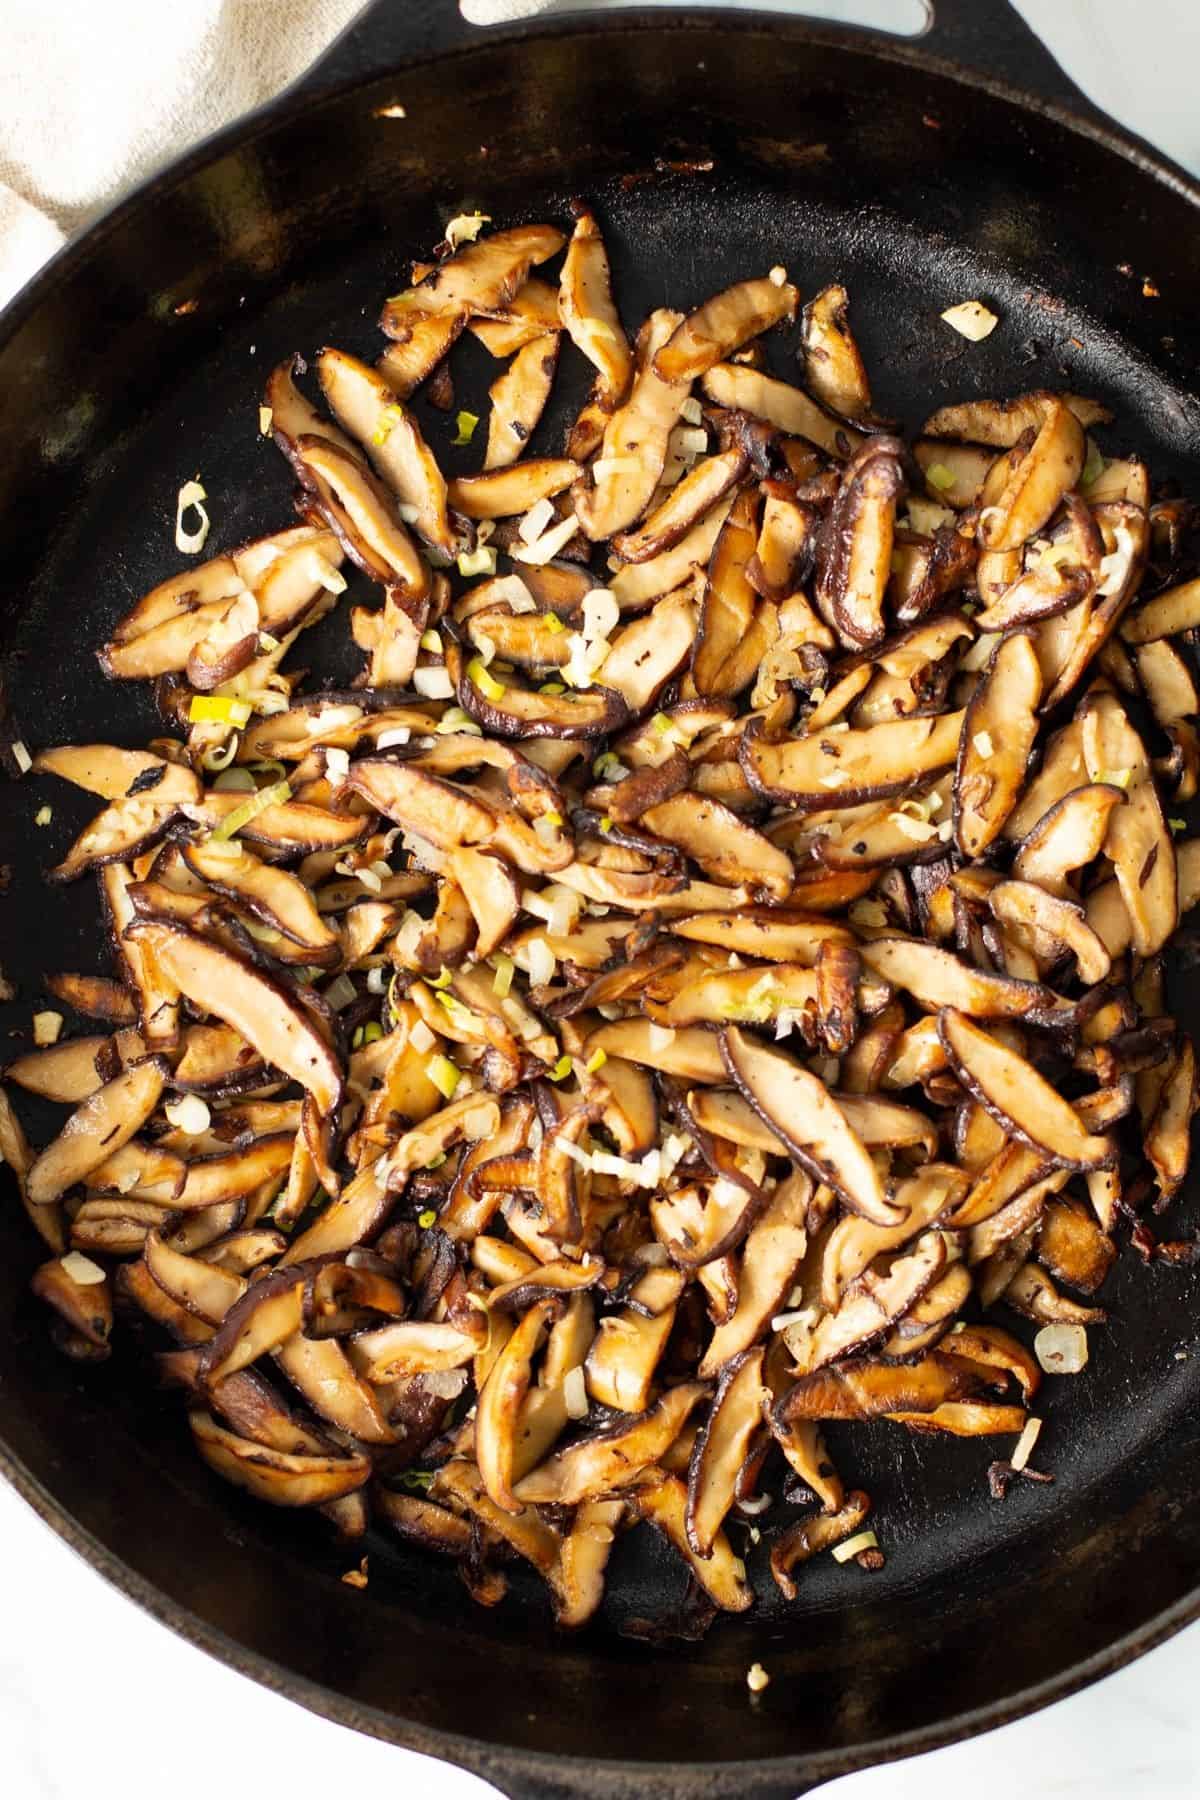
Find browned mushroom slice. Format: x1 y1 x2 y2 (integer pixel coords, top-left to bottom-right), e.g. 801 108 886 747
808 1232 946 1370
291 435 429 594
448 460 581 519
1087 840 1200 959
1122 574 1200 644
31 1255 113 1348
460 665 628 742
26 1056 168 1207
462 606 571 671
816 436 905 649
124 922 343 1115
182 840 340 961
1013 784 1124 895
1136 638 1199 733
1081 688 1177 956
186 791 367 857
380 223 565 335
1036 1196 1116 1296
975 398 1085 551
484 334 560 470
446 847 520 958
474 1297 561 1513
597 587 699 714
350 1320 484 1383
316 349 457 556
801 285 872 421
691 489 771 697
696 1170 808 1376
190 1410 369 1507
770 1490 872 1599
555 1498 625 1629
922 390 1109 446
628 1471 753 1612
654 275 799 384
0 1087 65 1253
684 1347 767 1556
889 1400 1027 1436
859 936 1056 1020
954 630 1042 857
661 964 817 1031
173 1135 294 1211
197 1264 309 1385
938 1009 1112 1171
1145 1037 1197 1199
610 494 734 612
50 787 191 883
721 1028 902 1226
611 448 748 563
584 1018 726 1084
573 354 693 544
42 973 138 1027
1035 502 1148 711
376 1489 473 1558
700 363 864 459
741 708 964 807
640 791 793 900
352 588 426 687
466 278 563 358
912 440 994 508
673 909 852 965
346 757 495 850
776 1352 986 1424
814 783 955 871
556 205 631 404
32 745 198 805
988 880 1112 984
515 1382 709 1505
820 1164 964 1309
6 1037 111 1104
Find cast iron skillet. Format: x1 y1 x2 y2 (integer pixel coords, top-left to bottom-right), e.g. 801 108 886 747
2 3 1200 1796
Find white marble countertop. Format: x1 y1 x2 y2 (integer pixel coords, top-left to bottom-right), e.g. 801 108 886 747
4 4 1200 1797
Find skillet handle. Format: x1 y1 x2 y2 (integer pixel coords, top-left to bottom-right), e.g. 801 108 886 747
285 0 477 99
920 0 1102 114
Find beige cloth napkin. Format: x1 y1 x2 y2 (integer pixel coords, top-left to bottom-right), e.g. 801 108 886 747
0 0 364 304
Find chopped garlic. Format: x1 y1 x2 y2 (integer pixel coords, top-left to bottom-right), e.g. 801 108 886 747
890 812 938 842
413 666 454 700
517 497 556 544
1010 1415 1043 1473
832 1529 880 1563
444 211 491 251
563 1365 588 1420
175 478 211 553
940 299 999 341
746 1662 771 1693
32 1011 63 1046
164 1094 212 1135
972 730 994 758
61 1252 107 1286
258 405 273 435
34 805 51 826
510 512 580 567
10 739 32 774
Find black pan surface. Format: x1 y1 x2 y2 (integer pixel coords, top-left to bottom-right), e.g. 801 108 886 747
2 7 1200 1797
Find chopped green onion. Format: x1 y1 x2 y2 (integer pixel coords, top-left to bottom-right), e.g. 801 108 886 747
598 815 613 834
925 462 956 493
436 705 483 737
452 410 479 447
542 810 563 828
190 695 252 727
539 681 566 696
420 628 443 653
1170 817 1187 833
1082 440 1106 488
426 1053 462 1100
548 1054 573 1082
492 953 515 998
397 1469 435 1492
458 546 498 577
209 778 291 842
424 1151 447 1170
467 657 506 702
585 1049 608 1075
542 613 566 635
351 1025 365 1050
418 1208 437 1229
363 1021 384 1044
249 759 286 778
652 711 675 736
430 965 453 990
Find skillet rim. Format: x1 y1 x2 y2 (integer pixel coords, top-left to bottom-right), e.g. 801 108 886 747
2 9 1200 1792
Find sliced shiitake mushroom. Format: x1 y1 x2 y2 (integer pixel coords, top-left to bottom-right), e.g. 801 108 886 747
721 1028 903 1226
938 1009 1113 1171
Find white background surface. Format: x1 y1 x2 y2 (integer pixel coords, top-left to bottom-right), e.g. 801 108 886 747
3 3 1200 1798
